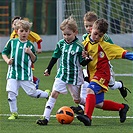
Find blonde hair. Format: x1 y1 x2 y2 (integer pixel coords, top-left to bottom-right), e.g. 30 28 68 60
60 16 78 32
15 20 32 30
83 11 98 22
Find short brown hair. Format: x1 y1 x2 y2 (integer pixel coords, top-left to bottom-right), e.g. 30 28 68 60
93 18 108 34
60 16 78 32
83 11 98 22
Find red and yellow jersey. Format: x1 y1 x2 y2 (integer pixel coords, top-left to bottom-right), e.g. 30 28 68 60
10 30 42 49
83 34 127 92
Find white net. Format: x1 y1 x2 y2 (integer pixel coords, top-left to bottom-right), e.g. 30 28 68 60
61 0 133 48
57 0 133 76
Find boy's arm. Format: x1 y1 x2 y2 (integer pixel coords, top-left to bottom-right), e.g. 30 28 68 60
44 57 58 75
29 31 42 53
80 57 92 66
2 54 14 65
37 39 42 53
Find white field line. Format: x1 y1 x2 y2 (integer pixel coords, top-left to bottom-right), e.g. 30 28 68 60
0 114 133 119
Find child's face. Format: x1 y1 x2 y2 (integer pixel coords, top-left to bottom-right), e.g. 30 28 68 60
62 28 77 43
91 28 104 43
84 20 95 33
17 27 30 42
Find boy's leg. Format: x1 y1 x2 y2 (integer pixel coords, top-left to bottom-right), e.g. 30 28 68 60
102 100 129 123
70 81 89 115
109 67 130 98
31 63 40 89
77 93 95 126
36 78 67 126
77 82 102 126
36 96 57 125
6 79 19 120
20 81 50 99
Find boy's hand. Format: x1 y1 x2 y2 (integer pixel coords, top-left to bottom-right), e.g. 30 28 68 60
7 58 14 65
82 50 93 61
44 69 50 76
37 48 42 54
82 50 88 58
25 46 32 54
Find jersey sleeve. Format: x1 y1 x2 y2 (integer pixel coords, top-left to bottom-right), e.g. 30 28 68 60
82 33 88 41
103 33 114 44
10 30 18 39
102 42 127 60
52 42 62 59
28 31 42 43
2 39 11 56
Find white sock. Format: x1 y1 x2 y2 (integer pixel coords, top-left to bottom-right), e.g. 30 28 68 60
8 92 17 113
43 96 56 121
30 89 48 98
109 81 122 90
79 97 85 105
79 104 85 110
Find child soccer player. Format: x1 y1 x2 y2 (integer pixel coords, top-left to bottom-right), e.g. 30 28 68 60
10 16 42 89
2 20 50 120
70 11 131 115
83 11 130 98
77 18 133 126
36 16 91 126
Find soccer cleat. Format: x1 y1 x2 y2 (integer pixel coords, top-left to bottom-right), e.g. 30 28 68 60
8 112 18 120
118 81 131 99
119 104 129 123
36 118 48 126
70 105 84 115
34 78 40 89
45 89 50 100
77 114 91 126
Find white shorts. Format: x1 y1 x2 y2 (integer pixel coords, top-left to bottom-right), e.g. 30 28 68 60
52 78 81 101
6 79 36 96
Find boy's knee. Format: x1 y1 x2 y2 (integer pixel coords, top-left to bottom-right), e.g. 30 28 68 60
8 91 16 101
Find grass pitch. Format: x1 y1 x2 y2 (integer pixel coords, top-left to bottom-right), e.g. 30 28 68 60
0 52 133 133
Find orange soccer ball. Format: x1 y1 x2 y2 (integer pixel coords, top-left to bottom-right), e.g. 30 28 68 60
56 106 74 124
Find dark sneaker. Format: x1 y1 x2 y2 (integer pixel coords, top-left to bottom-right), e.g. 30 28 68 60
119 81 131 99
36 119 48 125
77 115 91 126
119 104 129 123
70 105 84 115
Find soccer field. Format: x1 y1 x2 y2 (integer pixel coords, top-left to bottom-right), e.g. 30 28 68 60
0 52 133 133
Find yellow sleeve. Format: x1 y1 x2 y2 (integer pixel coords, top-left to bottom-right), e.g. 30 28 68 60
28 31 42 43
101 42 126 60
10 30 18 39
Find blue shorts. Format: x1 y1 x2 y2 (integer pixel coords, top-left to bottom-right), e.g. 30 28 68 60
88 81 104 104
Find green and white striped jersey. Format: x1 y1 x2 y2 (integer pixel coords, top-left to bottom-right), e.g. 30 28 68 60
2 38 37 81
52 38 85 85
